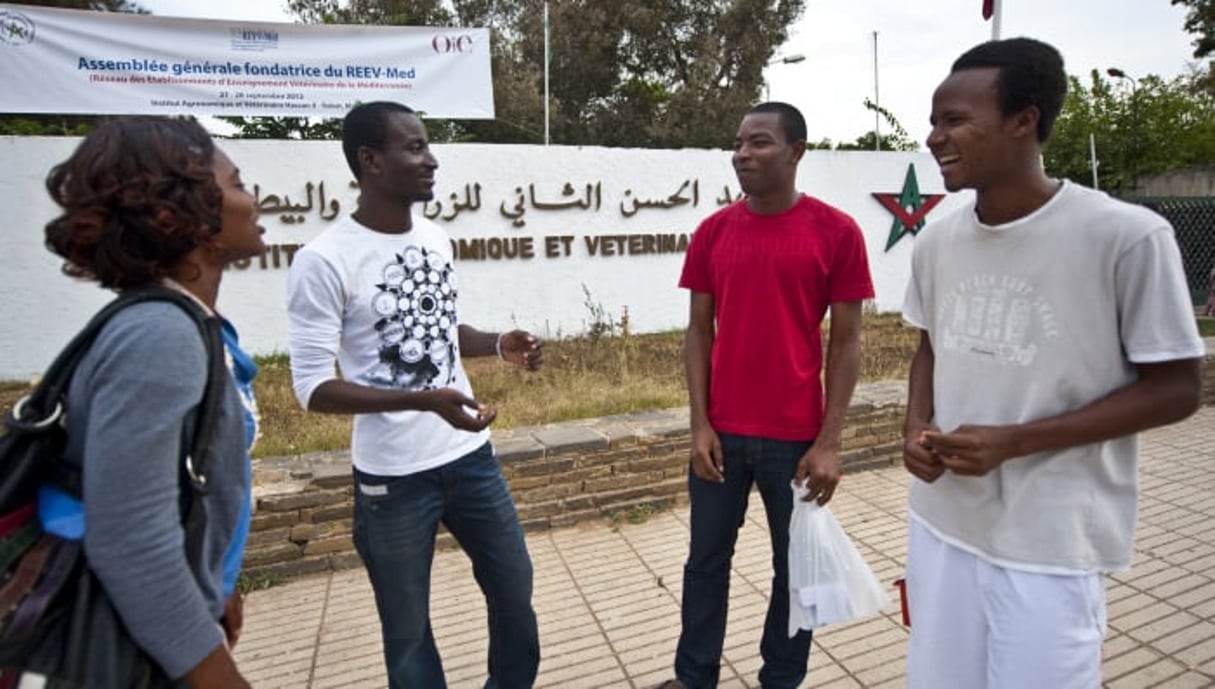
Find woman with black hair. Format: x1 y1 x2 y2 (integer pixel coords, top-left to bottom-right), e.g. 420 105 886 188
42 116 264 688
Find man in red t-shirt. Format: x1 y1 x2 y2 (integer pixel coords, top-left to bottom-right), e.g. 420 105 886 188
659 102 874 689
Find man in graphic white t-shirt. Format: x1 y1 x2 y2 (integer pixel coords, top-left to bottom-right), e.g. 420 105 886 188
287 101 543 689
902 38 1205 688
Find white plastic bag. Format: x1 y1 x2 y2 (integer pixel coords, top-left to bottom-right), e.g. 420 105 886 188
787 481 890 636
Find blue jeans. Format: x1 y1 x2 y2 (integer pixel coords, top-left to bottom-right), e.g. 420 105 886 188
352 443 539 689
674 433 814 689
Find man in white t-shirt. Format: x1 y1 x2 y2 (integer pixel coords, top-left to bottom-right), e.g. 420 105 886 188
286 101 543 689
902 38 1204 688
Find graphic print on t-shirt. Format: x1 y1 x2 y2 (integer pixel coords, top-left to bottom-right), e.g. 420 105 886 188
366 245 459 390
938 273 1059 367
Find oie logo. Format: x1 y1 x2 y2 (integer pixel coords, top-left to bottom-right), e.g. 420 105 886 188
0 10 34 46
431 34 474 54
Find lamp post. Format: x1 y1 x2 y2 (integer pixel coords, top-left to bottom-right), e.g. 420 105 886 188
764 54 806 102
1107 67 1139 191
544 1 550 145
873 31 880 151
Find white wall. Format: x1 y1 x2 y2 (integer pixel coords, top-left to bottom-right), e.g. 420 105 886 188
0 136 969 379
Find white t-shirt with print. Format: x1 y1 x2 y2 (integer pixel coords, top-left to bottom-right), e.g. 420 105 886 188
287 214 489 476
903 181 1204 574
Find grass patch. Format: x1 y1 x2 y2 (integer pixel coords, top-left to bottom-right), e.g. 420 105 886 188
0 311 920 457
250 353 352 458
1198 317 1215 337
610 499 673 528
236 571 285 594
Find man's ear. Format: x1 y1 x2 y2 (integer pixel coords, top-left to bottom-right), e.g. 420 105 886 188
357 145 379 178
789 139 807 165
1009 105 1040 140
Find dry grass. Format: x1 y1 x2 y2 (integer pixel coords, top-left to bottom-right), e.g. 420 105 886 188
1 312 920 458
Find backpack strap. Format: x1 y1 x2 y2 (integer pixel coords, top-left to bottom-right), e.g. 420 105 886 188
180 316 226 572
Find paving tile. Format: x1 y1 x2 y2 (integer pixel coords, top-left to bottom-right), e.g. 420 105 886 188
311 658 386 687
835 634 907 673
239 644 315 678
630 667 688 689
534 654 623 687
1151 620 1215 656
850 656 906 687
1109 592 1168 619
1104 657 1186 688
251 669 316 689
807 656 850 684
1167 584 1215 613
818 676 864 689
1182 596 1215 620
1172 635 1215 670
1125 610 1203 644
1102 647 1165 680
1103 632 1141 660
1149 671 1215 688
238 632 320 663
817 616 903 648
615 645 675 677
607 626 680 656
1146 573 1212 600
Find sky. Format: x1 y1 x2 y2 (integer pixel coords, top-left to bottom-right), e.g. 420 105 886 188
136 0 1203 146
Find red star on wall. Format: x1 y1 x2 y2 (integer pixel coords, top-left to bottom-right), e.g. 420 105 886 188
872 164 945 252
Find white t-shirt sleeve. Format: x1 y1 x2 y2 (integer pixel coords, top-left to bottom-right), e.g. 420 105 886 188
902 236 931 331
1115 226 1206 363
287 248 346 408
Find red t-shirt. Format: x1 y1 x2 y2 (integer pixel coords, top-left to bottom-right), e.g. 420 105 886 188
679 194 874 441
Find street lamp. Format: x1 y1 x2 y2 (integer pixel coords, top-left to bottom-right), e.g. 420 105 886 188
1107 66 1139 190
769 54 807 66
764 54 806 102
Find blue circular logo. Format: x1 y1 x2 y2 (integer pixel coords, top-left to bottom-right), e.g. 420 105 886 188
0 11 35 46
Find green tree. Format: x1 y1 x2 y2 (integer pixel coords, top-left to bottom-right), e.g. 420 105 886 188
833 98 919 152
0 1 146 135
1173 0 1214 58
218 116 342 140
274 0 806 148
835 131 915 152
1045 69 1215 193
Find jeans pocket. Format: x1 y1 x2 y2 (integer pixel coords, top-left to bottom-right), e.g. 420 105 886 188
355 471 409 508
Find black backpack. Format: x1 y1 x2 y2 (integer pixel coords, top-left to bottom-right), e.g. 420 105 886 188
0 286 226 688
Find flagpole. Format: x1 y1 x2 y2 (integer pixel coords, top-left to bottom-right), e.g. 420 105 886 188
991 0 1002 40
872 31 880 152
543 1 550 145
1090 132 1100 189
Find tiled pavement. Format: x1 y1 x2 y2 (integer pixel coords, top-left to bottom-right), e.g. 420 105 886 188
237 407 1215 688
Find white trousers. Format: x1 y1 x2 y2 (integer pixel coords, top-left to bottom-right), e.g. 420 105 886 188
905 518 1107 689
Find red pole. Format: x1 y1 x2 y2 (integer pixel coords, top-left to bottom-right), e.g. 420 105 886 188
894 578 911 627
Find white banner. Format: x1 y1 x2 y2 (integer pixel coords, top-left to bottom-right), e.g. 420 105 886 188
0 3 493 118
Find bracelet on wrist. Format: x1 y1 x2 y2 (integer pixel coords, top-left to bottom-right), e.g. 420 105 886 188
494 332 506 360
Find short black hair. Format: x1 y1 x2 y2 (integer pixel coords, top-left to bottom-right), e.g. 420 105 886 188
747 101 807 145
342 101 416 179
951 37 1067 142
